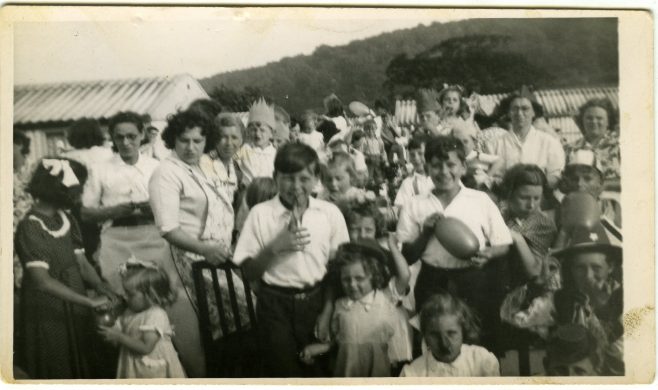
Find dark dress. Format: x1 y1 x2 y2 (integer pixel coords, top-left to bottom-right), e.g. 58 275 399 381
15 209 96 379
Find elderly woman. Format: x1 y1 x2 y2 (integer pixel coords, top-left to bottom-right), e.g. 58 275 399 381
565 98 620 188
552 222 623 375
149 109 250 377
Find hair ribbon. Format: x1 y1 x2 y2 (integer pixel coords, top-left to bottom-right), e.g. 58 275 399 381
42 159 79 187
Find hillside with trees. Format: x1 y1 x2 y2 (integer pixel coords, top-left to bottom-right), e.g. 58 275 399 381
201 18 617 115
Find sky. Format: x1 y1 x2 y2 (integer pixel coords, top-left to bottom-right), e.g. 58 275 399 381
12 7 461 85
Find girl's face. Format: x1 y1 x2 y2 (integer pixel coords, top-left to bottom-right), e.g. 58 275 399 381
216 126 243 161
340 261 374 301
249 122 273 148
570 252 613 295
326 165 352 194
442 91 461 115
508 184 543 219
123 282 150 313
349 216 377 241
582 106 609 142
175 126 206 165
408 146 425 173
424 314 463 363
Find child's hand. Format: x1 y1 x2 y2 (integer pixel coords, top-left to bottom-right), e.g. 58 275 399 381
314 310 332 343
422 213 443 233
299 343 331 365
98 325 122 343
470 247 494 268
272 226 311 253
96 283 121 306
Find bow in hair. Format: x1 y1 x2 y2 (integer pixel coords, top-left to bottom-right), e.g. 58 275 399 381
118 253 160 276
42 159 79 187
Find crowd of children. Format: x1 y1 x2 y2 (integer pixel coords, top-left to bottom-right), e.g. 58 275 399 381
12 84 623 379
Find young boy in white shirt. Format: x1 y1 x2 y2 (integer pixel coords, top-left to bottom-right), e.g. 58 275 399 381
394 135 434 211
236 98 278 186
396 136 512 352
232 142 350 377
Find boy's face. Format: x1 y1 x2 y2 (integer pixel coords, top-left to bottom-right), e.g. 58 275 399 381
420 110 440 132
408 146 425 172
325 165 351 194
562 167 603 198
427 152 465 194
275 165 317 207
424 314 463 363
570 252 613 295
302 117 316 132
249 121 272 148
348 216 377 241
546 356 597 376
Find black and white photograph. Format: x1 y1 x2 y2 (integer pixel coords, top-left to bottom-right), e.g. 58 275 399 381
1 5 654 385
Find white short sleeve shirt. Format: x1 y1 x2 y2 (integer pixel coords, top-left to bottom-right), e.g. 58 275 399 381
232 196 350 289
396 183 512 269
394 173 435 208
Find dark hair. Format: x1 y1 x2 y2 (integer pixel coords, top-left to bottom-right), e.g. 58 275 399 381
331 243 389 294
27 158 88 209
574 98 618 134
325 96 344 118
274 142 320 175
408 134 428 151
318 119 339 145
424 135 465 163
351 130 365 143
374 98 389 113
245 177 277 209
558 164 604 195
420 293 481 344
500 164 550 200
498 93 543 120
122 263 177 308
187 98 223 120
161 109 217 152
108 111 144 137
340 200 386 239
67 118 105 149
363 119 377 130
13 131 31 155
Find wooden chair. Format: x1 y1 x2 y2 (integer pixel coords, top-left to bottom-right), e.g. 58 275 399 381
192 261 260 377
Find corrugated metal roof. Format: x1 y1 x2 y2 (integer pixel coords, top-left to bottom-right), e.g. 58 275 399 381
14 74 201 126
394 86 619 126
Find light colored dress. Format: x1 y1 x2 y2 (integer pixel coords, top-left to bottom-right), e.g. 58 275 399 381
400 344 500 377
331 283 400 377
116 306 186 378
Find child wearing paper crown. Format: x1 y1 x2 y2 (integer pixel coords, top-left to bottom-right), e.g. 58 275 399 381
98 257 186 378
236 98 278 186
14 158 120 379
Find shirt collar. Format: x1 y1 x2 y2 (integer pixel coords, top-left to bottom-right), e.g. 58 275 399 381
112 152 146 168
340 289 378 311
272 195 322 217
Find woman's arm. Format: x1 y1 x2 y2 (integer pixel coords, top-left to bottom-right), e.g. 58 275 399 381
26 267 109 308
81 203 137 223
163 228 231 265
510 230 542 278
98 326 159 355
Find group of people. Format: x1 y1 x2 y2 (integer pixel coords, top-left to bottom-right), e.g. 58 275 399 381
11 83 623 380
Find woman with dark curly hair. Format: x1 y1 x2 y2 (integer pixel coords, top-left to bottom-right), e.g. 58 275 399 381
149 108 250 377
565 98 620 185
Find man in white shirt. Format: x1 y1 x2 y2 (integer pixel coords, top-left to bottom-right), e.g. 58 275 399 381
233 143 349 377
487 91 565 187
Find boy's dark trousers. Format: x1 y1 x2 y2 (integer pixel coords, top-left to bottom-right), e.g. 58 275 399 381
256 282 328 377
413 260 502 354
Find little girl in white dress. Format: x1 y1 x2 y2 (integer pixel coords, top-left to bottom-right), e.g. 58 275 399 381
98 257 186 378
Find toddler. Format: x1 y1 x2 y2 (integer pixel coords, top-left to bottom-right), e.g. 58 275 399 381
318 152 368 208
236 98 277 185
298 110 324 152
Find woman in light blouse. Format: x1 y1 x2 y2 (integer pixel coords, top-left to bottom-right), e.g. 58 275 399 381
149 109 250 377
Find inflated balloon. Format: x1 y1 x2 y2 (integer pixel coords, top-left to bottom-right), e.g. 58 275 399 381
434 217 480 259
348 101 371 117
561 191 600 229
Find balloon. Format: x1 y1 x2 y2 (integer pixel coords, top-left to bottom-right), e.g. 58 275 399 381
561 191 600 229
95 309 117 328
434 217 480 259
348 101 371 117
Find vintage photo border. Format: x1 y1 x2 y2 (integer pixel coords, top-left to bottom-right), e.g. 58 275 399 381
0 4 654 386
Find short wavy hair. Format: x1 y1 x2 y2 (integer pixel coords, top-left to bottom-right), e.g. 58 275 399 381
574 98 618 134
330 243 390 295
499 163 550 200
122 264 177 308
340 200 386 239
420 293 482 344
161 109 217 152
424 135 466 163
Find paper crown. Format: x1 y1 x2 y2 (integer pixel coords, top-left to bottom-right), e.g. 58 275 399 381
567 149 600 170
248 98 276 130
416 88 441 113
